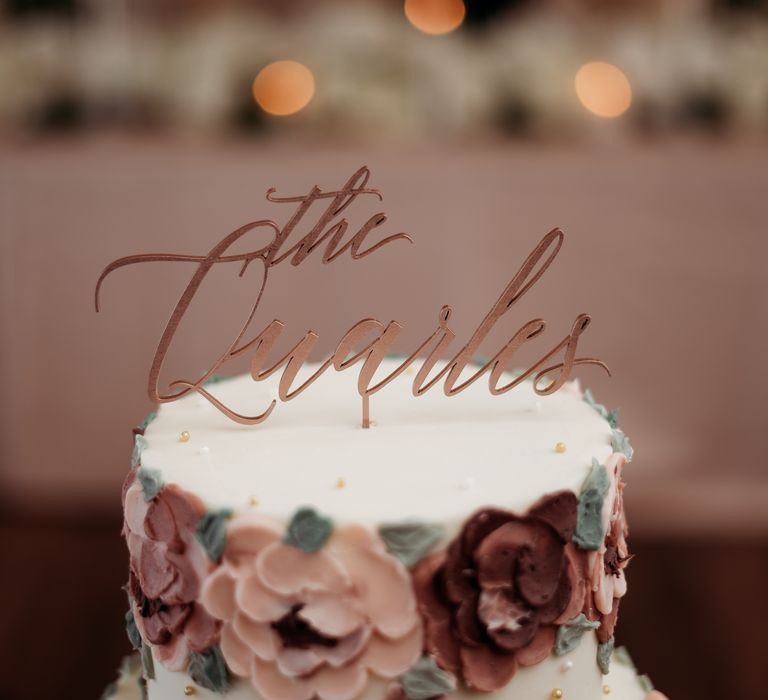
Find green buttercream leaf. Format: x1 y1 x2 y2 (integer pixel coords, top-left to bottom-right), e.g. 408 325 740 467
137 467 163 502
140 643 155 680
553 613 601 656
196 510 233 562
611 429 634 460
99 681 117 700
597 637 614 675
284 507 333 553
583 388 600 409
131 435 148 468
378 522 444 568
584 389 621 429
573 459 610 551
137 412 157 432
125 609 142 651
583 388 608 417
613 645 636 670
400 657 457 700
189 646 230 693
638 674 654 692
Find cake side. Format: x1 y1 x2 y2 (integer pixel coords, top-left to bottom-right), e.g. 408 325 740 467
119 362 656 700
137 362 616 530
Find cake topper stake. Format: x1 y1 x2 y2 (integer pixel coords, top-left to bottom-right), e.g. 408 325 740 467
96 167 609 428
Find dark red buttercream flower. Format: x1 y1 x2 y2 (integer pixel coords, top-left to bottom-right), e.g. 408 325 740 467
412 492 586 692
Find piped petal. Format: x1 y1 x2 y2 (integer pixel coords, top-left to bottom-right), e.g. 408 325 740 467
252 659 314 700
330 538 417 639
184 605 220 653
256 542 349 596
226 515 283 566
233 613 280 661
360 626 422 678
553 548 586 625
124 483 149 536
460 644 518 692
298 593 366 637
200 567 237 621
138 540 176 600
155 635 189 673
276 648 324 678
517 624 556 667
236 571 292 622
316 626 371 668
220 622 254 677
412 553 461 675
312 663 369 700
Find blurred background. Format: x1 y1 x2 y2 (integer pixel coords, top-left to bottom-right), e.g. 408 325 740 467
1 1 767 699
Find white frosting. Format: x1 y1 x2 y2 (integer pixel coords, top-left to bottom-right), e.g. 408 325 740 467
142 360 614 533
129 361 646 700
142 639 651 700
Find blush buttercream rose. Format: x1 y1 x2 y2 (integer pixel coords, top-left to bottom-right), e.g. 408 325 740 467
200 513 422 700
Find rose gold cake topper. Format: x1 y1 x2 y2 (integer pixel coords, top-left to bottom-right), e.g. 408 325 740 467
96 166 609 428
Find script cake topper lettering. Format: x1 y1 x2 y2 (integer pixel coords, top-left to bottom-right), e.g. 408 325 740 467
95 166 609 428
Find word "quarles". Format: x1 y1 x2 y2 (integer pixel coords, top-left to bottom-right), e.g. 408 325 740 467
95 167 608 427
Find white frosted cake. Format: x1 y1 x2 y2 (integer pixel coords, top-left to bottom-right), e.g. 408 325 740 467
105 361 666 700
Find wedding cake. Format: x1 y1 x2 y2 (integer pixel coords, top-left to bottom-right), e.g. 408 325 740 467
103 362 666 700
98 167 666 700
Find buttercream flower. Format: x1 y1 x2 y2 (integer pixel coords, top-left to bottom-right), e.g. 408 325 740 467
123 469 219 670
413 492 586 692
200 513 422 700
590 453 630 641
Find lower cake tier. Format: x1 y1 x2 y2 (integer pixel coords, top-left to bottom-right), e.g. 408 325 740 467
104 643 667 700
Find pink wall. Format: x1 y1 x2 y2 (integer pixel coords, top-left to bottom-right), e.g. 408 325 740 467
2 138 766 533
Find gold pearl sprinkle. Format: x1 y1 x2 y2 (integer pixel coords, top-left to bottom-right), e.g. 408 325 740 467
554 442 567 454
551 690 564 699
183 687 196 696
602 686 611 695
336 477 346 489
369 420 378 427
180 431 191 443
249 497 259 507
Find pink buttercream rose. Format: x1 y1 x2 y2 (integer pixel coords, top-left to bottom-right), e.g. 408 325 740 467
646 693 669 700
589 452 630 641
123 470 219 670
200 514 422 700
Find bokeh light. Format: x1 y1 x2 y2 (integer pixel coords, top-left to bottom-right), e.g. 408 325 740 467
404 0 465 36
574 62 632 118
252 60 315 116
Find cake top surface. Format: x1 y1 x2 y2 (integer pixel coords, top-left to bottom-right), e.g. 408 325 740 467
140 360 614 528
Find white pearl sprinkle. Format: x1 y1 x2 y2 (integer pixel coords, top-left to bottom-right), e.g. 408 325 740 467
561 660 574 672
534 400 543 413
459 476 476 490
198 446 210 456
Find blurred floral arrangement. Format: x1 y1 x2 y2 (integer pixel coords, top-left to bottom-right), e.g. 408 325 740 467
1 0 767 140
